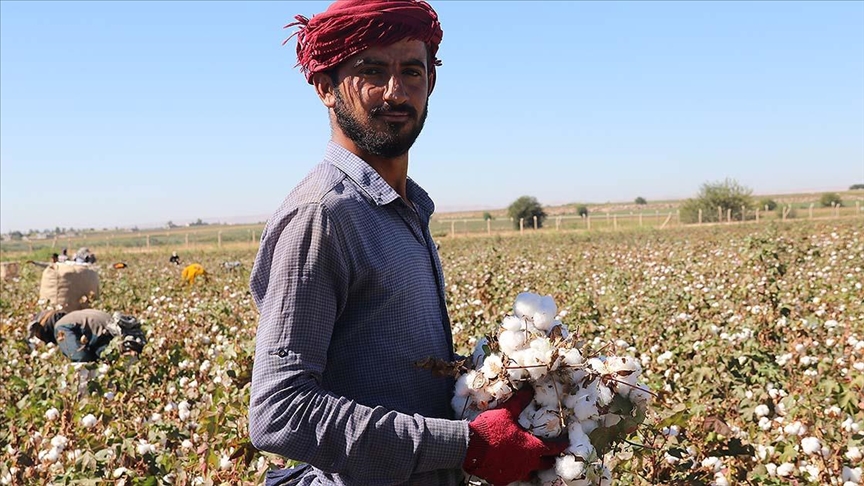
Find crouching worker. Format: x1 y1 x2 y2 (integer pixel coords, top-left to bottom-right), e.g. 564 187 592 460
28 309 147 362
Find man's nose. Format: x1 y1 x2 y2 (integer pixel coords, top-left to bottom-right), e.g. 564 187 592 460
383 75 408 105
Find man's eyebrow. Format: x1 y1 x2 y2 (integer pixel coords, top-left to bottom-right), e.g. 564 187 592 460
352 58 428 69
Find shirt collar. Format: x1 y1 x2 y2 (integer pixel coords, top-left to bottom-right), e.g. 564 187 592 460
324 140 436 216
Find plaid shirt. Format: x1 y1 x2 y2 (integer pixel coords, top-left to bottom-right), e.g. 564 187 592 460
249 141 469 485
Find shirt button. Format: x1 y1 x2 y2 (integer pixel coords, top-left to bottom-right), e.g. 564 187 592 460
277 349 287 358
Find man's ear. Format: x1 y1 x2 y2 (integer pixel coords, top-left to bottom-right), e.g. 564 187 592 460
427 69 437 96
312 72 337 108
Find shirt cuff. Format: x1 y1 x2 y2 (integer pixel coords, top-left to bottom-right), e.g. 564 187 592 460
416 417 470 473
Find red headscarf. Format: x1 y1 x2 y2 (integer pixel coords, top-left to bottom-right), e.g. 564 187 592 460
284 0 443 84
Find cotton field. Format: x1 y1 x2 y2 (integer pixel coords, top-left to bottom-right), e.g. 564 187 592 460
1 220 862 485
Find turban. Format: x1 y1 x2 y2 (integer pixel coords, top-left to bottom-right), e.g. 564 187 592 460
284 0 443 84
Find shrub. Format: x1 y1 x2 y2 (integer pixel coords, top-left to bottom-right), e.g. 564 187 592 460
634 197 648 205
849 183 864 190
759 198 778 211
577 205 589 217
482 212 494 221
507 196 547 229
819 192 843 207
680 178 754 224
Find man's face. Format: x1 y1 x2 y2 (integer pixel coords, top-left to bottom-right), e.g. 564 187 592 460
329 39 432 158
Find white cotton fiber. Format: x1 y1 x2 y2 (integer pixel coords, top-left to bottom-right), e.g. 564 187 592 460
501 315 525 332
532 295 558 331
498 330 527 355
481 354 504 379
555 454 586 481
533 376 560 408
514 292 542 320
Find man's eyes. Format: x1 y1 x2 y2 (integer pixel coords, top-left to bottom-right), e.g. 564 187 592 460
358 68 424 77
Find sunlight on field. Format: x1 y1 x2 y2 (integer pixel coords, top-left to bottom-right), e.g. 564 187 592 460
1 221 862 484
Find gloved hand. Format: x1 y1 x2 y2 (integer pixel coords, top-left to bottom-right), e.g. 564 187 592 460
463 388 569 486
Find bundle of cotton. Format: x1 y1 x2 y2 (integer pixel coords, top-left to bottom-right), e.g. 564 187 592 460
453 292 652 486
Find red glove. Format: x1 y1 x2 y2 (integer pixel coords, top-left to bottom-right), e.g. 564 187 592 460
463 388 569 486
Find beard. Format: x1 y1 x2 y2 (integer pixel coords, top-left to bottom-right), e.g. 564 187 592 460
333 88 428 158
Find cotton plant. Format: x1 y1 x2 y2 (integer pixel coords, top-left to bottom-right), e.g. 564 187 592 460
453 292 652 486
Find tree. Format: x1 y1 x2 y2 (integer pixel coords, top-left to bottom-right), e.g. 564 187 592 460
819 192 842 207
482 212 494 221
167 221 178 229
634 197 647 205
577 205 589 217
680 178 754 224
507 196 547 229
849 183 864 190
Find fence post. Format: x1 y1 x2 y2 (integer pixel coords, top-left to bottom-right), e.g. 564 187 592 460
717 206 722 222
555 217 560 231
450 220 455 237
782 206 789 221
586 215 591 230
218 231 222 248
52 237 58 249
698 209 702 224
727 208 732 223
857 201 861 216
755 208 759 222
639 212 643 227
533 215 538 230
809 203 814 219
519 218 524 234
676 209 680 225
613 214 618 230
146 234 150 249
185 233 189 248
741 205 746 222
487 219 491 235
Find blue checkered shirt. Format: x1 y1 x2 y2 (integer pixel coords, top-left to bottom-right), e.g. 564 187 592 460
249 141 469 485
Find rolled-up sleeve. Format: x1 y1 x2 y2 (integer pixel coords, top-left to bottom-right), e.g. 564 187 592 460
248 202 468 483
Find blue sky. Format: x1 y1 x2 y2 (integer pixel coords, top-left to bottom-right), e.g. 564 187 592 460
1 1 862 232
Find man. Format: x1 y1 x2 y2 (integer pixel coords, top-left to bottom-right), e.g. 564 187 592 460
28 309 146 362
249 2 566 485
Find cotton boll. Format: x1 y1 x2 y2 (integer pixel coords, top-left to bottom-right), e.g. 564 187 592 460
487 380 513 402
567 422 592 457
800 436 821 455
481 354 504 379
518 400 540 431
606 356 642 376
842 466 861 483
534 377 561 408
628 384 652 406
511 347 549 381
597 383 614 407
80 414 98 429
499 330 528 355
530 337 555 365
562 348 583 367
587 357 608 374
470 386 495 411
454 374 472 397
501 315 525 332
532 296 558 331
514 292 542 320
555 454 587 481
565 388 599 422
527 406 564 439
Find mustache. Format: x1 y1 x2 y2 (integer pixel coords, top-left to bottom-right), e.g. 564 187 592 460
370 103 417 118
